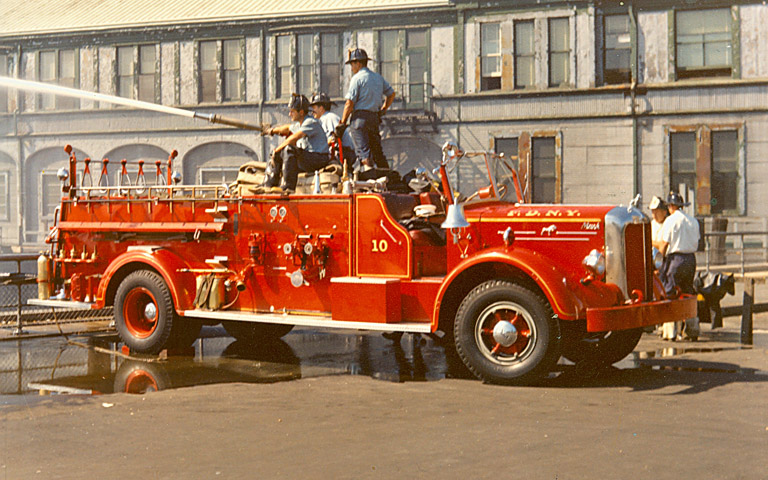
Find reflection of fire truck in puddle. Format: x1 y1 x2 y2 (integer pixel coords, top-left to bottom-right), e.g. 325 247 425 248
31 142 695 385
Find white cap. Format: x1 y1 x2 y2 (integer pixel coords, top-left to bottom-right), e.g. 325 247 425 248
649 195 665 210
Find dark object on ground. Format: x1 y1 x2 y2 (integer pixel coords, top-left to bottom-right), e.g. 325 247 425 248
694 272 735 329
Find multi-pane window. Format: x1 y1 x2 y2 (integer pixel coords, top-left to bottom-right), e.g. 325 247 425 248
320 33 341 97
481 23 501 91
548 18 570 87
494 137 519 190
199 41 217 103
669 128 740 215
378 29 428 107
0 171 9 220
676 8 732 79
670 132 696 202
604 14 631 84
380 30 400 89
38 49 77 110
199 167 239 186
297 34 314 96
40 172 61 221
199 39 243 103
117 45 157 103
406 30 427 107
532 137 557 203
514 21 535 89
711 131 738 213
276 35 292 99
222 40 242 101
0 54 8 113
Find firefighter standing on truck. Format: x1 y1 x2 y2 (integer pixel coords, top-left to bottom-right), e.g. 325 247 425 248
263 93 331 193
338 48 395 170
659 191 700 341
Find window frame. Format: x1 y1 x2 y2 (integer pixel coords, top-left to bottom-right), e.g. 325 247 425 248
514 20 535 90
320 32 343 98
197 38 245 104
547 17 571 88
376 27 430 108
674 7 735 80
490 131 562 203
116 44 160 103
198 166 240 186
37 48 79 110
480 22 502 91
0 170 9 221
666 124 745 216
603 13 632 85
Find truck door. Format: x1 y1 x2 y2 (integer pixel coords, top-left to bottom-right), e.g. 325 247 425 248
354 194 411 278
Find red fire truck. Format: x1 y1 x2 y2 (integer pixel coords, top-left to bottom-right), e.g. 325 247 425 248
31 142 695 385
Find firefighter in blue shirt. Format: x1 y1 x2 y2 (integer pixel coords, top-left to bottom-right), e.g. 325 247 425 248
263 93 331 192
337 48 395 170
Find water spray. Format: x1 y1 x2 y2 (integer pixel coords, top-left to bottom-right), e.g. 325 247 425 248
0 76 268 132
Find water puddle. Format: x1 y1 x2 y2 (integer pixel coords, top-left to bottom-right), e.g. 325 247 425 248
0 329 763 397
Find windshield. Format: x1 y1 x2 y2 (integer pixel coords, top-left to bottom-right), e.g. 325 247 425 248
449 151 524 204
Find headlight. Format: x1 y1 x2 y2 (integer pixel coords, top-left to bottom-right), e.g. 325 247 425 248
652 247 663 270
582 249 605 277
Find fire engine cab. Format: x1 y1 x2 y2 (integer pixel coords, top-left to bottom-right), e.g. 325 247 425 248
30 141 695 385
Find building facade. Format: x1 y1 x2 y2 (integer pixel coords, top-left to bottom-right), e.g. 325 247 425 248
0 0 766 251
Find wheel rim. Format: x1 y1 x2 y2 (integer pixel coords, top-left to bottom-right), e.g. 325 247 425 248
123 369 159 394
122 287 159 339
474 301 537 366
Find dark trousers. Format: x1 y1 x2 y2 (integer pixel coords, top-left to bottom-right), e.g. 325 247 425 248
662 252 697 297
349 110 388 169
264 145 329 190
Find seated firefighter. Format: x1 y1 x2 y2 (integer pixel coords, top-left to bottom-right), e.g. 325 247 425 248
262 93 332 193
310 92 356 172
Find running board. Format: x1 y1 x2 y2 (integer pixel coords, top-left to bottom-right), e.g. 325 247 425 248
28 298 95 309
182 309 433 334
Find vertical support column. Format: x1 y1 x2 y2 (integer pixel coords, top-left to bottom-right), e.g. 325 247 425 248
740 276 753 345
13 258 24 335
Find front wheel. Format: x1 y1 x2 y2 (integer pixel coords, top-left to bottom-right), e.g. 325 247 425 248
114 270 176 354
454 280 560 385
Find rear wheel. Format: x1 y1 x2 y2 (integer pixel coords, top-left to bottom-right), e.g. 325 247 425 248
222 321 294 343
115 270 176 354
562 328 643 367
454 280 560 385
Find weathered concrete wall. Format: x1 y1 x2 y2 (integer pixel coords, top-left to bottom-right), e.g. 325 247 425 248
79 46 98 110
161 42 178 106
245 36 262 104
98 46 115 102
575 7 595 89
179 41 196 106
431 25 454 97
638 11 668 84
741 4 768 79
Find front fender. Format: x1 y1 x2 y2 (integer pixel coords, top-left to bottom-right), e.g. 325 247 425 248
96 247 196 311
432 246 625 328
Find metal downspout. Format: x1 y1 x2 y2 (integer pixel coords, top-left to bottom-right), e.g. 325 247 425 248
259 28 267 163
15 44 23 249
629 5 639 197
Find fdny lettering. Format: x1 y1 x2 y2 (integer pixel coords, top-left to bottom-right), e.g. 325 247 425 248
566 209 581 217
525 210 541 217
581 222 600 230
545 210 562 217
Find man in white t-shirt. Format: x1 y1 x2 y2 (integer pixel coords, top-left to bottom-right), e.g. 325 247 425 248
658 191 700 340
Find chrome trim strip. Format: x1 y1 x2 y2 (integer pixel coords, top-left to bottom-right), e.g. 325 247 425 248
182 309 433 333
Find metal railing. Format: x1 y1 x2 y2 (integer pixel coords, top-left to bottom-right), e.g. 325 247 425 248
702 230 768 275
0 253 112 335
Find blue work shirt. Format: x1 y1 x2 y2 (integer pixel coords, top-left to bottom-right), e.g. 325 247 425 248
345 67 394 112
318 111 354 148
290 114 329 154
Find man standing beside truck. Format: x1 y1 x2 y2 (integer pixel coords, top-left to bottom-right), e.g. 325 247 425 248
658 191 700 341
